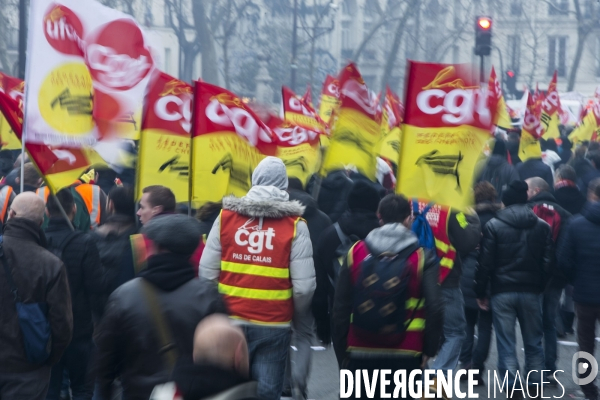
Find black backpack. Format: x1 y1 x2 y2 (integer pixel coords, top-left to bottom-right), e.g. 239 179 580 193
351 244 422 342
46 231 81 261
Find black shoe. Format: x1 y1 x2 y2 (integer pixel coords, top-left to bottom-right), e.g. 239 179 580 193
281 389 293 398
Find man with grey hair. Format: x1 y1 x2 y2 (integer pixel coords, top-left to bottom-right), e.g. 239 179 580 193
200 156 316 400
0 192 73 399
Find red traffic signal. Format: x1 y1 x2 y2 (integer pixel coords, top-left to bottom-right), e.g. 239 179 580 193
506 70 515 78
477 17 492 30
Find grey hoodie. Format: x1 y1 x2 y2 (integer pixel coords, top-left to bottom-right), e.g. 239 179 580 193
364 223 419 256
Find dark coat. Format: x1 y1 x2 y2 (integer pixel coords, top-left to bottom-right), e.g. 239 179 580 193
95 253 227 400
558 201 600 306
517 158 554 190
442 210 481 289
476 204 553 297
477 155 520 202
460 202 500 309
312 209 379 344
288 189 333 256
314 170 354 223
554 185 586 215
0 218 73 373
46 218 105 340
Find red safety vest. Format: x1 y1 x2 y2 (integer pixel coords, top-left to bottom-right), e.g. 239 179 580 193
346 241 426 356
219 210 300 326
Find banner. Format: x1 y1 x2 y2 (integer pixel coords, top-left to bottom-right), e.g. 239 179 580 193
519 93 544 162
397 62 495 210
378 87 403 165
25 0 154 147
0 90 94 192
318 74 340 126
569 102 600 143
0 72 24 150
137 72 191 202
540 71 561 139
320 63 381 181
191 82 277 206
488 67 512 130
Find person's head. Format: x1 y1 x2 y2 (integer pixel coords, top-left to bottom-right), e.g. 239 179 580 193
196 201 222 222
46 188 76 221
15 163 42 190
492 139 507 158
137 185 176 225
13 153 29 169
192 314 249 378
525 177 550 200
252 156 288 190
555 164 577 184
9 192 46 226
474 181 497 205
142 214 201 255
107 186 135 217
347 180 381 213
587 151 600 170
588 178 600 203
377 194 412 227
287 177 304 192
501 180 529 207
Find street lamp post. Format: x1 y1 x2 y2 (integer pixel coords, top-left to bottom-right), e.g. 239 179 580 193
18 0 27 79
290 0 299 92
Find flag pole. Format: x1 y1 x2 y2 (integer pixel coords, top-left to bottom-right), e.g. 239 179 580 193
52 193 75 231
19 132 24 193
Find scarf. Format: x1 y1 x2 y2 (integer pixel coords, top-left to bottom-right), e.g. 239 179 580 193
554 179 577 190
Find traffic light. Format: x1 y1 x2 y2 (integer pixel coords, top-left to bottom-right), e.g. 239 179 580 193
475 16 492 56
505 70 517 97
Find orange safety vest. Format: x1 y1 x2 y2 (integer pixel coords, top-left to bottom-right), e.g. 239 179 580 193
219 210 299 326
412 201 456 283
0 186 14 223
37 184 102 229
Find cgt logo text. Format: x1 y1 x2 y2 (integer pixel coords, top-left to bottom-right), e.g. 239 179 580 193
340 352 600 400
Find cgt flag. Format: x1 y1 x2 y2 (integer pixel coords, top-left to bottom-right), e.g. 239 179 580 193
569 102 600 143
26 0 154 147
378 87 403 166
320 63 381 181
488 67 512 130
519 92 544 162
397 62 496 210
0 72 24 150
318 74 340 127
541 71 561 139
137 72 191 203
191 82 277 206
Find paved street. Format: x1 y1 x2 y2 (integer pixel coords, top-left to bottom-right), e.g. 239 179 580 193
303 330 598 399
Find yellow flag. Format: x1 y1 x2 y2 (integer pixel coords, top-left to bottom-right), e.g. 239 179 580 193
541 71 561 139
569 106 600 143
519 93 544 162
318 75 340 126
378 87 403 165
488 67 512 130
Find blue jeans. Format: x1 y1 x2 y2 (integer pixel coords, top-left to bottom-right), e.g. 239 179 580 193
433 288 466 372
543 286 562 372
460 307 493 371
241 325 291 400
46 339 94 400
492 292 545 388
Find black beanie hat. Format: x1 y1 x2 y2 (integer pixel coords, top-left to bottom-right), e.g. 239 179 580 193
142 214 201 255
502 180 529 207
492 139 507 158
347 180 381 212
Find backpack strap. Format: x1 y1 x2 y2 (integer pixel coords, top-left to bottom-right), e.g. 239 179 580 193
47 231 81 259
140 279 179 373
333 222 352 247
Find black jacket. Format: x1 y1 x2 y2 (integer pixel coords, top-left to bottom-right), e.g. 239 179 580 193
477 155 520 202
555 184 586 215
96 253 227 400
314 170 354 223
312 208 379 343
517 158 554 190
288 189 333 256
0 218 72 372
460 202 500 309
442 210 481 289
476 204 553 297
46 218 105 341
558 202 600 306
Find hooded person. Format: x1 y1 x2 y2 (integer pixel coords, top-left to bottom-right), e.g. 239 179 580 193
477 139 520 202
199 157 316 400
313 169 354 223
96 214 227 400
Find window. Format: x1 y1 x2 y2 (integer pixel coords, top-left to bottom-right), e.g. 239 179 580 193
548 0 568 15
548 36 567 77
164 3 172 26
510 1 522 16
165 48 171 75
341 49 353 60
507 35 521 72
342 20 352 51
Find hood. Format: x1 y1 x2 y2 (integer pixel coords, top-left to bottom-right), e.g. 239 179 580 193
486 154 507 169
529 191 558 205
364 223 418 256
252 156 288 190
321 169 353 190
474 202 502 214
288 189 318 216
495 204 539 229
337 209 380 239
582 201 600 224
223 186 305 218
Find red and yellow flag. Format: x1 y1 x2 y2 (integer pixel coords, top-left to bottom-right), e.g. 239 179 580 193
488 67 512 130
519 93 544 162
137 72 192 202
318 75 340 127
378 87 403 165
397 62 496 210
320 63 381 180
541 71 561 139
0 72 24 150
190 82 277 206
569 102 600 143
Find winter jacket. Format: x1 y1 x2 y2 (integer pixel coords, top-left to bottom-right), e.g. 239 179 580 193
475 204 553 297
91 214 138 313
45 218 105 340
199 185 316 325
0 218 73 373
288 189 333 256
441 210 481 289
558 201 600 306
332 223 443 361
580 168 600 197
477 155 520 202
314 170 354 223
312 208 380 343
554 182 586 215
517 158 554 190
527 191 572 288
460 202 501 309
96 253 227 400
